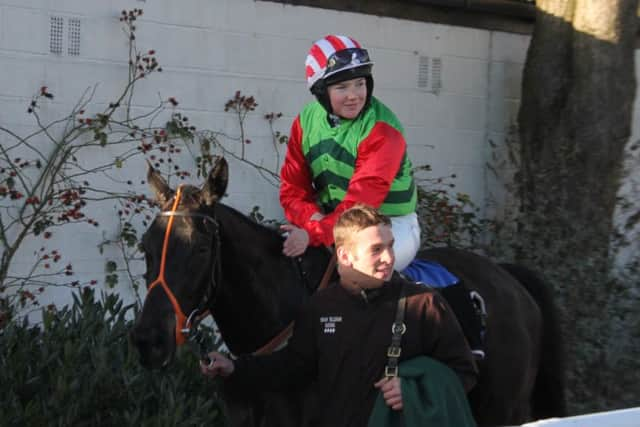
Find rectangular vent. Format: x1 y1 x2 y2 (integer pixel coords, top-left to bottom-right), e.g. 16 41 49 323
49 16 81 57
431 57 442 94
417 56 442 95
49 16 64 55
68 18 81 56
417 56 429 89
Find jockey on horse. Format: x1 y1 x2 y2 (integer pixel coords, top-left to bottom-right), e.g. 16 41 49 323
279 34 485 358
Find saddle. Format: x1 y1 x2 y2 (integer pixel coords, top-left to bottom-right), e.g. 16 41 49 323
402 259 487 360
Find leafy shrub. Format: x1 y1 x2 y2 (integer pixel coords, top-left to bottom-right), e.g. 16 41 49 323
414 166 485 249
0 289 226 426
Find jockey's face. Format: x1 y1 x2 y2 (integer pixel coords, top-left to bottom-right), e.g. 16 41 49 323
340 224 395 283
327 77 367 119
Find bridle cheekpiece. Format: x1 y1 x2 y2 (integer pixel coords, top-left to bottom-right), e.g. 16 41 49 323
145 185 220 346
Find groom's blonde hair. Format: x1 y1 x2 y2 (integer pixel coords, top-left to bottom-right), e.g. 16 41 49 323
333 204 391 249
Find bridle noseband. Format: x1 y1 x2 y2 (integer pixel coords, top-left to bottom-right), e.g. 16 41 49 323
145 185 221 346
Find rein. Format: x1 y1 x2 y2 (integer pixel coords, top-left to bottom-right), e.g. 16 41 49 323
145 186 221 346
252 252 336 356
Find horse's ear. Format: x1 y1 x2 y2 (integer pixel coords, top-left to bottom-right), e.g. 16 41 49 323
146 161 173 205
201 156 228 206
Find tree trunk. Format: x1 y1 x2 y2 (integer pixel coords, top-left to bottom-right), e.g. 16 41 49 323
517 0 639 414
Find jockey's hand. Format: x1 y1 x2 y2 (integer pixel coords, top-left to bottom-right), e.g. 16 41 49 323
281 224 310 257
309 212 325 221
374 376 403 411
200 351 234 378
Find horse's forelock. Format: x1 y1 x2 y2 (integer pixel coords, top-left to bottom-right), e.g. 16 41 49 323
179 185 202 209
158 185 202 211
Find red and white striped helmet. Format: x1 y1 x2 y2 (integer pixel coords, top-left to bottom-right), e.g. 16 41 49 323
305 35 373 89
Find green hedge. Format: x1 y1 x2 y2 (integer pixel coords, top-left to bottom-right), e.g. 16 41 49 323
0 289 226 427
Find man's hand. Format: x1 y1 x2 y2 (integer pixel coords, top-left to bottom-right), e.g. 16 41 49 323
281 224 310 257
374 376 403 411
200 351 234 379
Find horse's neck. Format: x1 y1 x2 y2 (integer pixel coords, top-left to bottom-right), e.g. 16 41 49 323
214 203 329 288
214 204 289 276
210 203 330 354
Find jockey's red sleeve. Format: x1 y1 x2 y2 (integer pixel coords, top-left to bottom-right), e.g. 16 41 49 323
301 122 407 247
279 116 323 227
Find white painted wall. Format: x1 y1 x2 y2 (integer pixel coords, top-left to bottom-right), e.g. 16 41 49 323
0 0 635 311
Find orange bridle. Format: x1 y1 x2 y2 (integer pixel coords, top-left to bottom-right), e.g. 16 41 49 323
146 186 191 345
143 184 332 356
145 185 223 346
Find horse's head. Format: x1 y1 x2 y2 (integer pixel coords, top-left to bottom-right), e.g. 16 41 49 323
130 157 228 369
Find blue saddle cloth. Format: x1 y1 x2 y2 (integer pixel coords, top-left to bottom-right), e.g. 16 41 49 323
402 259 458 288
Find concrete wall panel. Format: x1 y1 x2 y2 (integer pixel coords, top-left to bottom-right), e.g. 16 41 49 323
9 0 622 313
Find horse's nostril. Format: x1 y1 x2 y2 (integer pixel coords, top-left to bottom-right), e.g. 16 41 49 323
130 323 174 369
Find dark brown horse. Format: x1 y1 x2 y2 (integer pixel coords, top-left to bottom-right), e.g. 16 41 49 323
130 156 565 426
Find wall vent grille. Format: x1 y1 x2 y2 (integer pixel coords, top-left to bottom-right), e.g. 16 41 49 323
49 16 81 56
417 56 442 94
417 56 430 89
49 16 64 55
431 57 442 94
68 18 81 56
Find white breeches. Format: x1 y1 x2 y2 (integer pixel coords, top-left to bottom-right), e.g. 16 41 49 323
390 212 421 271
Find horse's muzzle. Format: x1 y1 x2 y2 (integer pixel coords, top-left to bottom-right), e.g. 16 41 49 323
129 322 175 369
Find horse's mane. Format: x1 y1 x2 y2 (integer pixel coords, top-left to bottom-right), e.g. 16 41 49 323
213 202 332 271
214 201 285 244
156 185 285 250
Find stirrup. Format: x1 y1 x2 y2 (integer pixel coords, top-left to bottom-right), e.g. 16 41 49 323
469 290 487 360
471 349 486 360
470 290 487 318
